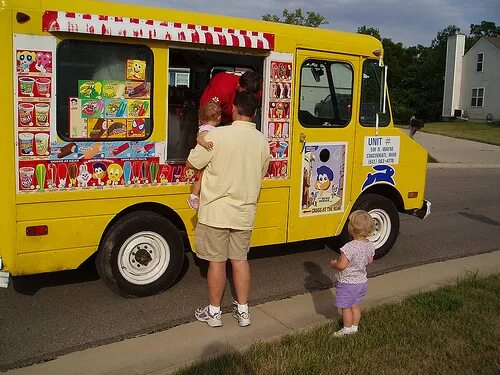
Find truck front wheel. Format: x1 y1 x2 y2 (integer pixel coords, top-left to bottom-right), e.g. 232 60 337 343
96 211 184 297
341 194 400 259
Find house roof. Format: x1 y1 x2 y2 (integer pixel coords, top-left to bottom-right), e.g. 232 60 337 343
486 37 500 49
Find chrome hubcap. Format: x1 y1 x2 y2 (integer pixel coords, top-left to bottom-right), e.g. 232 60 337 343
367 209 391 249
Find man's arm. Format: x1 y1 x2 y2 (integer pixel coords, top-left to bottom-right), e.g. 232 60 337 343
261 140 271 178
185 159 197 171
186 143 213 171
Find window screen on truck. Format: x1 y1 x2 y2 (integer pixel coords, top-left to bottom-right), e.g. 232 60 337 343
298 60 354 128
56 40 154 141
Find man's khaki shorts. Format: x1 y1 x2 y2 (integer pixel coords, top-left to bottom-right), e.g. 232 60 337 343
195 223 252 262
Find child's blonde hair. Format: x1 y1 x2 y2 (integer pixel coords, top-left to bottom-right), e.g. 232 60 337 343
348 210 375 238
199 102 221 124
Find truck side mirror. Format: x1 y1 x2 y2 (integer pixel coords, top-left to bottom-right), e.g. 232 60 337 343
379 65 387 114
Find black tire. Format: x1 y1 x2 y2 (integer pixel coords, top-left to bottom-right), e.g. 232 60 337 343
339 194 399 259
96 210 184 297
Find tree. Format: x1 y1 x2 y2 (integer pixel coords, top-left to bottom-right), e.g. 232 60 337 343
431 25 461 48
354 22 498 124
357 25 381 40
470 21 500 39
356 24 455 123
467 21 500 50
262 9 328 27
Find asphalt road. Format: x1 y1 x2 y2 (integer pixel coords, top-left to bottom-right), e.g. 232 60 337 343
1 167 499 371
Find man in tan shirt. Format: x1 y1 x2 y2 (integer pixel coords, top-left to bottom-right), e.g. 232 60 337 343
187 92 270 327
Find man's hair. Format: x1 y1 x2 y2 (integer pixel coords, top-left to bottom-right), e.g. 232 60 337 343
348 210 375 238
239 71 262 94
234 91 259 118
199 101 221 123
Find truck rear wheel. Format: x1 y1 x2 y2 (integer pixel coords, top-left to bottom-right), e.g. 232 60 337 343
96 210 184 297
340 194 400 259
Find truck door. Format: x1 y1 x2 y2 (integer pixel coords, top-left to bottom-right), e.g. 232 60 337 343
287 50 359 242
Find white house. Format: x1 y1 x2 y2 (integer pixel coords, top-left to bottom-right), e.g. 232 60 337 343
442 35 500 122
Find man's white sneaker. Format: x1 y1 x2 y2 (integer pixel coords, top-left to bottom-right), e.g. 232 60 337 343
195 306 222 327
232 301 251 327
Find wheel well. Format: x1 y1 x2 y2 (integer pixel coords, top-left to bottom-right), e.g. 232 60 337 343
98 203 191 253
360 184 404 212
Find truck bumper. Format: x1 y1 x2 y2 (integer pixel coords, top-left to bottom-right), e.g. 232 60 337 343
409 199 431 220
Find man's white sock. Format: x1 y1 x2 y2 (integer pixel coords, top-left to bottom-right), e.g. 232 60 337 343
209 304 220 315
237 303 248 313
351 325 358 332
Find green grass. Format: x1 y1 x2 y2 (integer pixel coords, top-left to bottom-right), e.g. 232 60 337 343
401 121 500 146
176 274 500 375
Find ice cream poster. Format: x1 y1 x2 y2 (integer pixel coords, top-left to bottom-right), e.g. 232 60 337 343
16 50 52 74
300 142 347 216
126 59 146 81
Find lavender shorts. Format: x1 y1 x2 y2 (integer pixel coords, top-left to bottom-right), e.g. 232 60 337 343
335 282 368 308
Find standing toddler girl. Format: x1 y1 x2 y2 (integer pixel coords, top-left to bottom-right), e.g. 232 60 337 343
330 210 375 336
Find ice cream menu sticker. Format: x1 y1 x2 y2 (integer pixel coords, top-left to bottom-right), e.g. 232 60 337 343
69 61 151 141
14 34 56 193
264 53 293 179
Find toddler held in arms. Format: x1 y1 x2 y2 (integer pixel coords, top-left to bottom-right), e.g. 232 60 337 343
187 102 221 210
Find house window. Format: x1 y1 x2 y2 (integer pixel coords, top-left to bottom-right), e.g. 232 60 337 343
476 53 483 72
471 88 484 107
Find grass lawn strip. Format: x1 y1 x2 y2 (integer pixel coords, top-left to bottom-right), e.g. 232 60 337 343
176 273 500 375
400 121 500 147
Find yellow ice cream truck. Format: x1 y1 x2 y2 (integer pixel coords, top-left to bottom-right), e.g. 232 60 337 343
0 0 430 295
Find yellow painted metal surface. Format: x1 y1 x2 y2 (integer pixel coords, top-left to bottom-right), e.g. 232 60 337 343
0 3 18 274
17 246 97 275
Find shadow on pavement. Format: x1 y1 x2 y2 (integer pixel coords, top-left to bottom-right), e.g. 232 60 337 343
303 261 337 319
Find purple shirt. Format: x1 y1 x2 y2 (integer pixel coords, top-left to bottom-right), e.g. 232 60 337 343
336 240 375 284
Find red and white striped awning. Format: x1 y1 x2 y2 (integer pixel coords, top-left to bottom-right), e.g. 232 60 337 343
42 11 275 50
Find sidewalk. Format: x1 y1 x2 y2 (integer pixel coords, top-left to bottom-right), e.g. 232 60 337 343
7 251 499 375
410 131 500 168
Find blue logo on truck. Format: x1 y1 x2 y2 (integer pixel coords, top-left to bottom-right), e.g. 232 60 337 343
362 164 395 190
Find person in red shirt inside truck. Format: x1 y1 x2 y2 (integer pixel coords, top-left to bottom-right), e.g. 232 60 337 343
199 70 262 124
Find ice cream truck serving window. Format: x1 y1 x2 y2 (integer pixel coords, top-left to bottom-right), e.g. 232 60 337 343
56 40 154 141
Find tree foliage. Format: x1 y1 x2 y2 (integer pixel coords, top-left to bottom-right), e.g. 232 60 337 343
265 11 498 124
262 8 327 27
357 21 499 124
467 21 500 50
470 21 500 39
357 25 381 40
